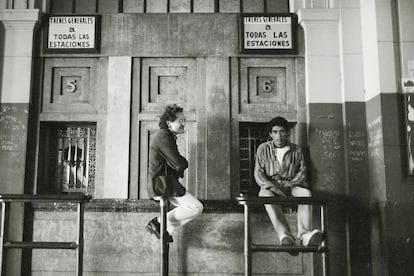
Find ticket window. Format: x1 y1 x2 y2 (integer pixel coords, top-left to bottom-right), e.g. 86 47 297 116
37 123 96 195
239 121 298 196
239 122 269 195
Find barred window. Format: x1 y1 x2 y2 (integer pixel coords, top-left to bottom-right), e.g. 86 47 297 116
239 122 269 195
38 123 96 195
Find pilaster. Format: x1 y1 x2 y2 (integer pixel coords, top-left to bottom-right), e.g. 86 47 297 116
297 8 348 276
0 8 39 276
102 56 132 198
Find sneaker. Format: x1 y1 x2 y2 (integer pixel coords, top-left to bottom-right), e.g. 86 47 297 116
145 217 173 243
301 229 322 246
280 234 295 246
279 233 299 256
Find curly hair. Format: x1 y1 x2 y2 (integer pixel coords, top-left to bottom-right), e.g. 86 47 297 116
159 104 184 129
268 116 291 132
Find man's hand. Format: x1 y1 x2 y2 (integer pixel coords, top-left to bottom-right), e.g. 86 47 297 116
274 188 288 197
282 181 294 189
272 174 295 190
167 162 185 178
271 174 283 181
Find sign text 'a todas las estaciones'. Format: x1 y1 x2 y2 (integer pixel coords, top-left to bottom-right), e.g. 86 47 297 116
241 14 296 53
47 16 98 50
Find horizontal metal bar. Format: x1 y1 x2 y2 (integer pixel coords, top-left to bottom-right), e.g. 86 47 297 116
3 241 78 249
0 194 91 203
235 196 332 206
251 244 328 253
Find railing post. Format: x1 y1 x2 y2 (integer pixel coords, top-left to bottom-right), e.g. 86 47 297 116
0 202 5 276
160 196 169 276
0 194 91 275
321 205 329 276
76 202 85 276
237 196 331 276
0 202 10 276
244 204 251 276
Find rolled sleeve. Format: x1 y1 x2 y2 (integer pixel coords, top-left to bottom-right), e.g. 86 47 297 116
285 149 308 188
254 145 276 190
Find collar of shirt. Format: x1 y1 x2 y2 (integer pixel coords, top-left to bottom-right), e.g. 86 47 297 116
168 129 178 140
270 141 293 151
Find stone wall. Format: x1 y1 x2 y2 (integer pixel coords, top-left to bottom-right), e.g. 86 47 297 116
30 203 314 275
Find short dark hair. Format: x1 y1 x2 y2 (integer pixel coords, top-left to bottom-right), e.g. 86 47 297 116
159 104 184 129
268 116 290 132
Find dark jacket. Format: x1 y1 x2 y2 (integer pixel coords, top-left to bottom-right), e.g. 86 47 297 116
147 129 188 198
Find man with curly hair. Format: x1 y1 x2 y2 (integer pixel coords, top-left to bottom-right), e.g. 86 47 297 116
254 116 322 252
146 104 203 243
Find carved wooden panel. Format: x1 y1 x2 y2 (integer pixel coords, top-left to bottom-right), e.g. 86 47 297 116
43 58 97 113
140 58 196 113
242 0 264 12
53 68 89 104
138 120 197 199
97 0 119 13
170 0 191 13
220 0 240 12
123 0 145 13
146 0 168 13
239 58 296 119
248 68 286 103
193 0 215 12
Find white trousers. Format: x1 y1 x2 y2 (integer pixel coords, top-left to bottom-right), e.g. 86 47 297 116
259 186 312 238
156 192 203 234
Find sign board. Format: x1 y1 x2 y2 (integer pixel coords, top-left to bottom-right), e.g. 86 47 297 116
240 13 297 54
44 15 101 53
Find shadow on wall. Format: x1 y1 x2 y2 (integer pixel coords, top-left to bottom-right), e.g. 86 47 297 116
178 215 244 274
312 190 373 276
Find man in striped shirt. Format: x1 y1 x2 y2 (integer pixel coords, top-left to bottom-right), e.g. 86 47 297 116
254 116 322 249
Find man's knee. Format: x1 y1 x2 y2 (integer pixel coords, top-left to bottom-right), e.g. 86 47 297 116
292 186 312 197
177 192 203 215
259 189 276 197
194 201 204 215
187 199 203 216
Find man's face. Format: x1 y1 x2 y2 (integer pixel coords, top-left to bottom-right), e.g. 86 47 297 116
168 112 186 134
270 125 289 147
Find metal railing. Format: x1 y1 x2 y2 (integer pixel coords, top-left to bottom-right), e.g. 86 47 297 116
159 196 169 276
0 194 91 276
235 195 332 276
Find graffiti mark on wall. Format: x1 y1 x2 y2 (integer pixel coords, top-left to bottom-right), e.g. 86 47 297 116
315 128 342 161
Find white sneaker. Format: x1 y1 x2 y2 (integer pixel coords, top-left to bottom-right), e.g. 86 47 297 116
280 234 295 246
301 229 322 246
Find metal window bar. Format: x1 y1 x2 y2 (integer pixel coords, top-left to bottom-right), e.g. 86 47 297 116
236 195 331 276
0 194 91 276
57 127 95 194
239 124 269 195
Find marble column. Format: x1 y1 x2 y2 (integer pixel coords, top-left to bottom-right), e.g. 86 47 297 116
0 8 39 275
101 56 132 198
360 0 414 275
297 8 349 276
205 57 231 199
